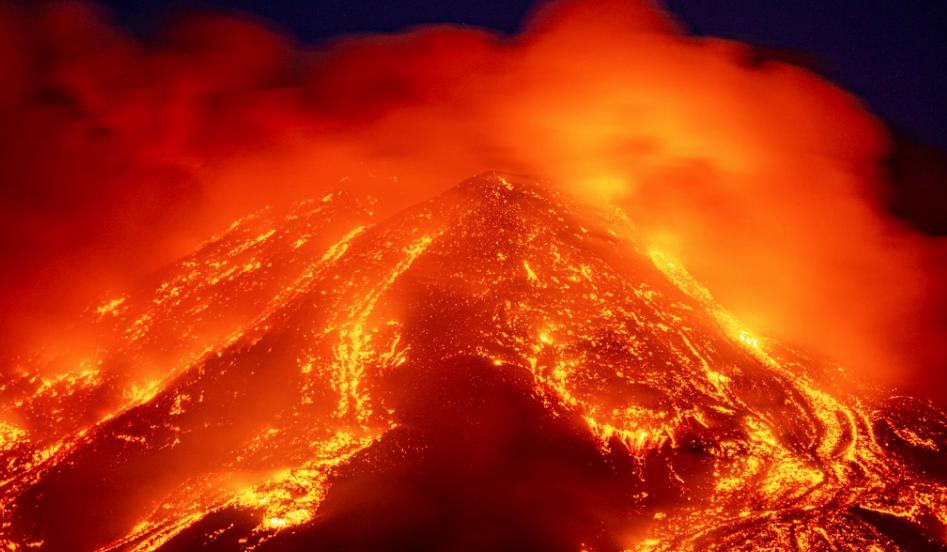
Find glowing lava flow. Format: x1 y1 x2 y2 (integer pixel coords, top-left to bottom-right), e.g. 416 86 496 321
1 174 945 551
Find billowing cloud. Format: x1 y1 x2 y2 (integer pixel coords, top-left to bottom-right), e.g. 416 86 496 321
0 0 944 401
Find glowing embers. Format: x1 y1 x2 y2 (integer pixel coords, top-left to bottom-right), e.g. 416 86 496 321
95 297 126 319
328 232 436 421
236 430 380 534
0 175 944 551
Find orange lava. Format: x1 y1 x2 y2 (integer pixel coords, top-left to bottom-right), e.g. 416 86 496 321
1 174 945 551
1 0 946 550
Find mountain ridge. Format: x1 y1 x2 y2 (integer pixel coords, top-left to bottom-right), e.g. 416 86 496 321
2 173 945 551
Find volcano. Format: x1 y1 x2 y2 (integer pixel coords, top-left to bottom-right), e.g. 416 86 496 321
1 173 945 551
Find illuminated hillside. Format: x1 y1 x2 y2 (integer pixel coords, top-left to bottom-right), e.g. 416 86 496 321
1 174 945 551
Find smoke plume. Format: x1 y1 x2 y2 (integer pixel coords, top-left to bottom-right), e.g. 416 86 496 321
1 0 944 400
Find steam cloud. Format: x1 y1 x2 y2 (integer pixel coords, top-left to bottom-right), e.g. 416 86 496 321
1 0 945 400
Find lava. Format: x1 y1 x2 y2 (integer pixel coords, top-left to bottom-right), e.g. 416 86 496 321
2 0 945 400
1 174 945 551
2 0 947 549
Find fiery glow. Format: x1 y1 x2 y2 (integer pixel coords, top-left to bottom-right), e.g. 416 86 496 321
1 174 944 551
1 0 946 550
1 0 944 399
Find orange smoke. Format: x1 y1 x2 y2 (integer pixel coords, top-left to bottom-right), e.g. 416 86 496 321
0 0 944 398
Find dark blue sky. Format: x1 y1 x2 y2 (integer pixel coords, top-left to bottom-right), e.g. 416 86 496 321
101 0 947 149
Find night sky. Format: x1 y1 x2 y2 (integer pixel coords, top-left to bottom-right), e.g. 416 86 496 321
99 0 947 150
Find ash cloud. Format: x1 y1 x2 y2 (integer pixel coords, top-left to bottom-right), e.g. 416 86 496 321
1 0 945 400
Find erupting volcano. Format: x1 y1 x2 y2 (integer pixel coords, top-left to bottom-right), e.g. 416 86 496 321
1 173 945 551
2 0 947 549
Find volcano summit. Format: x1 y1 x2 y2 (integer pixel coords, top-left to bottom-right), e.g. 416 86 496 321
1 174 945 551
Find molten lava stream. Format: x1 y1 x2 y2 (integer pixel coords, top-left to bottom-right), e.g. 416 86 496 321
1 174 945 552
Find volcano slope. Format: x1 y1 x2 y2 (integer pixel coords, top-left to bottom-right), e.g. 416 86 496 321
1 173 946 551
